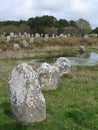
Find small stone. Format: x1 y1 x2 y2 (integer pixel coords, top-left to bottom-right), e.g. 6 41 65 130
13 43 20 51
22 40 28 47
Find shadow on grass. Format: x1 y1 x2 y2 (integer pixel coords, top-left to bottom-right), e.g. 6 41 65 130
0 101 34 130
0 122 33 130
65 109 98 130
1 101 12 118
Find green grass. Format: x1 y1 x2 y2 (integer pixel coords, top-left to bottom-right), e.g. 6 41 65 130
0 59 98 130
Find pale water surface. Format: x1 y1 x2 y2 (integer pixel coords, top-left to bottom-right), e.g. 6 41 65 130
28 52 98 66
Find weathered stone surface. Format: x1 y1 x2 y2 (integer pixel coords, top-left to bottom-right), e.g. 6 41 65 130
44 34 49 42
24 32 28 37
22 40 28 47
36 62 60 91
54 57 71 76
35 33 40 38
8 63 46 125
27 34 31 38
30 37 34 43
19 32 22 37
79 45 85 54
59 34 64 38
52 34 55 38
13 43 20 51
21 35 25 40
10 32 14 39
41 34 43 37
6 35 11 42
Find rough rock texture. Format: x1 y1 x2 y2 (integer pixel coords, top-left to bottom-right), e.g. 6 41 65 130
54 57 71 76
79 45 85 54
6 36 11 42
13 43 20 51
22 40 28 47
36 62 60 91
8 63 46 125
35 33 40 38
10 32 14 39
30 37 34 43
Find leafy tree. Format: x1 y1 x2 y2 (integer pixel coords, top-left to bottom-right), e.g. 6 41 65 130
19 24 31 34
0 25 19 35
57 19 68 28
40 15 57 27
28 15 57 34
76 18 92 36
0 15 93 36
92 27 98 34
63 26 80 36
44 27 57 36
68 20 78 28
0 20 19 27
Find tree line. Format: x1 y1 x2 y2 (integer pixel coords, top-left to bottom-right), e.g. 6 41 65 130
0 15 97 36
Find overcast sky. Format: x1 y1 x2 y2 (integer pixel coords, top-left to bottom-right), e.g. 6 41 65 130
0 0 97 29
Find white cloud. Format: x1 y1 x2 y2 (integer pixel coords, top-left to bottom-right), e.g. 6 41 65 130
36 0 66 11
0 0 98 28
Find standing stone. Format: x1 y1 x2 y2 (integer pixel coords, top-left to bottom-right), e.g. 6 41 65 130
10 32 14 39
64 35 67 38
21 35 25 40
24 32 28 38
6 35 11 42
59 34 64 38
44 36 48 42
13 43 20 51
44 34 49 42
19 32 22 38
27 34 31 39
22 40 28 47
1 34 5 39
68 34 70 38
14 34 18 39
8 63 46 125
30 37 34 43
41 34 43 37
31 34 34 37
83 34 88 40
36 62 60 91
56 35 59 38
54 57 71 76
79 45 85 54
35 33 40 38
52 34 55 38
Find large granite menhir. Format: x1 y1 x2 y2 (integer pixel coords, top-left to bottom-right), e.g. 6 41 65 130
36 62 60 91
8 63 46 125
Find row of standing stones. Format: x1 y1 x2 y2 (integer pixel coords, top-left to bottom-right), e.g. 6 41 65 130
8 57 71 125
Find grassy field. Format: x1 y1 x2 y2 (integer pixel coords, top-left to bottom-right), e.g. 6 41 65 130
0 58 98 130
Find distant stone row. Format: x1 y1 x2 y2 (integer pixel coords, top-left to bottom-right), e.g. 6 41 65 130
1 32 71 41
1 32 97 44
0 32 73 52
0 32 71 46
8 57 71 125
1 32 97 42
